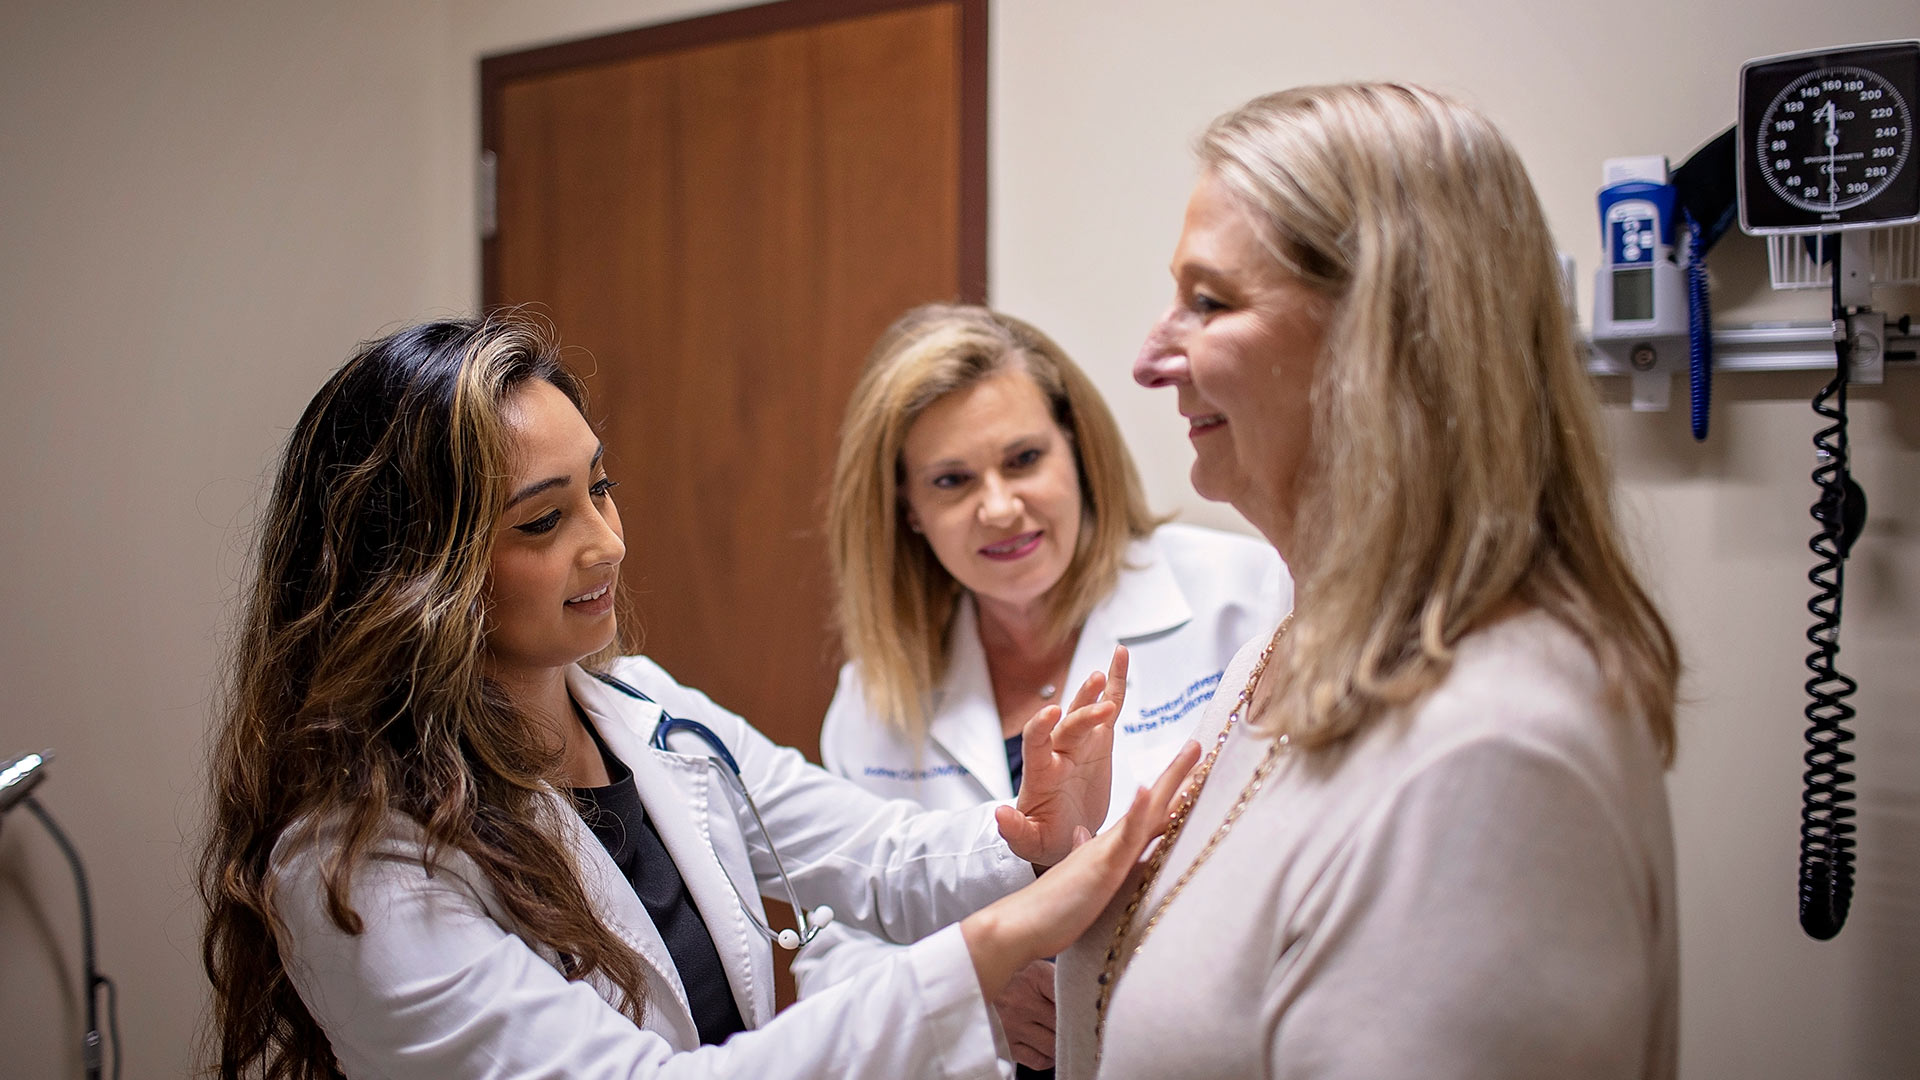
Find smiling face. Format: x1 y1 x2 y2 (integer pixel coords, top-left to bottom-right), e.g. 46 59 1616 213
1134 170 1329 558
898 367 1084 631
483 379 627 681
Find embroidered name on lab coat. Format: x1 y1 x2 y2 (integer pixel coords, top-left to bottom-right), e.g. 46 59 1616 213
862 763 972 781
1123 672 1224 735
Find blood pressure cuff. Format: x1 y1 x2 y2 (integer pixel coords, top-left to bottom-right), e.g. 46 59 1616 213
1672 125 1738 252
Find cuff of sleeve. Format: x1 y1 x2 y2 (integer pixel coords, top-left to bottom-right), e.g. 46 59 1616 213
906 923 1004 1080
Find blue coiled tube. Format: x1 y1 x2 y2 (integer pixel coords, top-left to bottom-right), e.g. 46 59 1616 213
1685 212 1711 441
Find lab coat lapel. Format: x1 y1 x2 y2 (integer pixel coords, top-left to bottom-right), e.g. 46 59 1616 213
929 597 1016 802
1069 537 1196 828
550 792 700 1046
1078 535 1193 663
569 666 776 1029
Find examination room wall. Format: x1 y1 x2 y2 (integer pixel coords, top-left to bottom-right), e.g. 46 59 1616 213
0 4 464 1079
0 2 1914 1078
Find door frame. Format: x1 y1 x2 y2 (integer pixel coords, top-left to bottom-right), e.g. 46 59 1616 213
478 0 988 307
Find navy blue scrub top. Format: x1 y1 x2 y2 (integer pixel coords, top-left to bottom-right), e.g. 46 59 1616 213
575 714 748 1046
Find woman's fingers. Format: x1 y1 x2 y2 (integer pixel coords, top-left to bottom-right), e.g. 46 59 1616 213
1009 1040 1056 1070
1100 740 1201 860
1100 645 1130 711
994 802 1039 856
1063 665 1106 714
1047 697 1116 756
1052 670 1109 753
1138 740 1203 841
1020 704 1061 758
1110 783 1160 853
973 752 1201 996
992 959 1060 1069
1040 648 1127 757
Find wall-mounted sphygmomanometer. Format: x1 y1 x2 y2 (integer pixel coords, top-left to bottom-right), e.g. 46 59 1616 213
1738 40 1918 942
1740 42 1918 233
1588 40 1917 940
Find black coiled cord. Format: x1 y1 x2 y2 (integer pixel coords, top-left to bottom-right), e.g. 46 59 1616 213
1798 247 1863 941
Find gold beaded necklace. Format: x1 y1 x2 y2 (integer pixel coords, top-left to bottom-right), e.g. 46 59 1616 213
1091 613 1294 1064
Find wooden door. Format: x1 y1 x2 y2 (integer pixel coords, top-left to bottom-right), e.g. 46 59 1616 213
483 0 985 762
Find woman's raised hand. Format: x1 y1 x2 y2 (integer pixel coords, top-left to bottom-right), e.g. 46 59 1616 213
962 735 1204 999
995 646 1129 866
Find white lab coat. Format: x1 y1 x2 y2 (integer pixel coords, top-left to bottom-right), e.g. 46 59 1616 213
792 523 1289 997
269 655 1033 1080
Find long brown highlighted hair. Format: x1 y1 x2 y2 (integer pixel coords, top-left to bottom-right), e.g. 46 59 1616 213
199 316 646 1079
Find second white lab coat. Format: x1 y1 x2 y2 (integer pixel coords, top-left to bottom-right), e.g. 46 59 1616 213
792 523 1289 997
269 655 1033 1080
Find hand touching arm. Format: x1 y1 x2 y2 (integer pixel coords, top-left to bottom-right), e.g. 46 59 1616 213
963 735 1201 1001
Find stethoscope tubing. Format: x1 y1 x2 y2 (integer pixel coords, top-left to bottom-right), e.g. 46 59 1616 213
593 672 829 949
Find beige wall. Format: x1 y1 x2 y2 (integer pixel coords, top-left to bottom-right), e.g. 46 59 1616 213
0 3 454 1077
1 1 1913 1077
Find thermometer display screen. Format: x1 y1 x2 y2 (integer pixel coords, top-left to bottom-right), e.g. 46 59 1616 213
1740 41 1919 234
1611 268 1653 322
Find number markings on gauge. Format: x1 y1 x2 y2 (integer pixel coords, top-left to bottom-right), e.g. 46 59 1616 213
1757 66 1912 214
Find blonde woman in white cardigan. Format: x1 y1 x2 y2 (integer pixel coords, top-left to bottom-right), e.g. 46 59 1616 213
1054 83 1682 1079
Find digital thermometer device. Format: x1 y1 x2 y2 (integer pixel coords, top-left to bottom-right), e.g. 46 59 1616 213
1591 157 1689 409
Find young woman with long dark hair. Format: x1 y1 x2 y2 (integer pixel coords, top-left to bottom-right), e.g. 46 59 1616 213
201 315 1196 1080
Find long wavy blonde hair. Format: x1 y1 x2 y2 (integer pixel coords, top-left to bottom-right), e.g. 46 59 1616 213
1200 84 1677 759
200 316 645 1079
826 304 1159 738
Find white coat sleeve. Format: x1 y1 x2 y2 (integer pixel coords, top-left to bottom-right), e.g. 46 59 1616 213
1264 736 1668 1080
615 657 1035 944
272 840 1004 1080
789 669 922 996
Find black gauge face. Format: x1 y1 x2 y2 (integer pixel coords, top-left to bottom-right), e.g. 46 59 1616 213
1759 68 1910 212
1740 41 1920 234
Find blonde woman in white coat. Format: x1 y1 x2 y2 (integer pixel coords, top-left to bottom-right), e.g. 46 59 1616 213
793 305 1290 1074
200 316 1199 1080
1053 84 1681 1079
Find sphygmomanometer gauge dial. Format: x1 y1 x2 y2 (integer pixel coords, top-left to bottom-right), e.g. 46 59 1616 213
1740 41 1920 234
1758 68 1910 213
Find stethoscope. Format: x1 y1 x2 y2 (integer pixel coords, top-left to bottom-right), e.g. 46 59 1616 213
592 672 835 951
